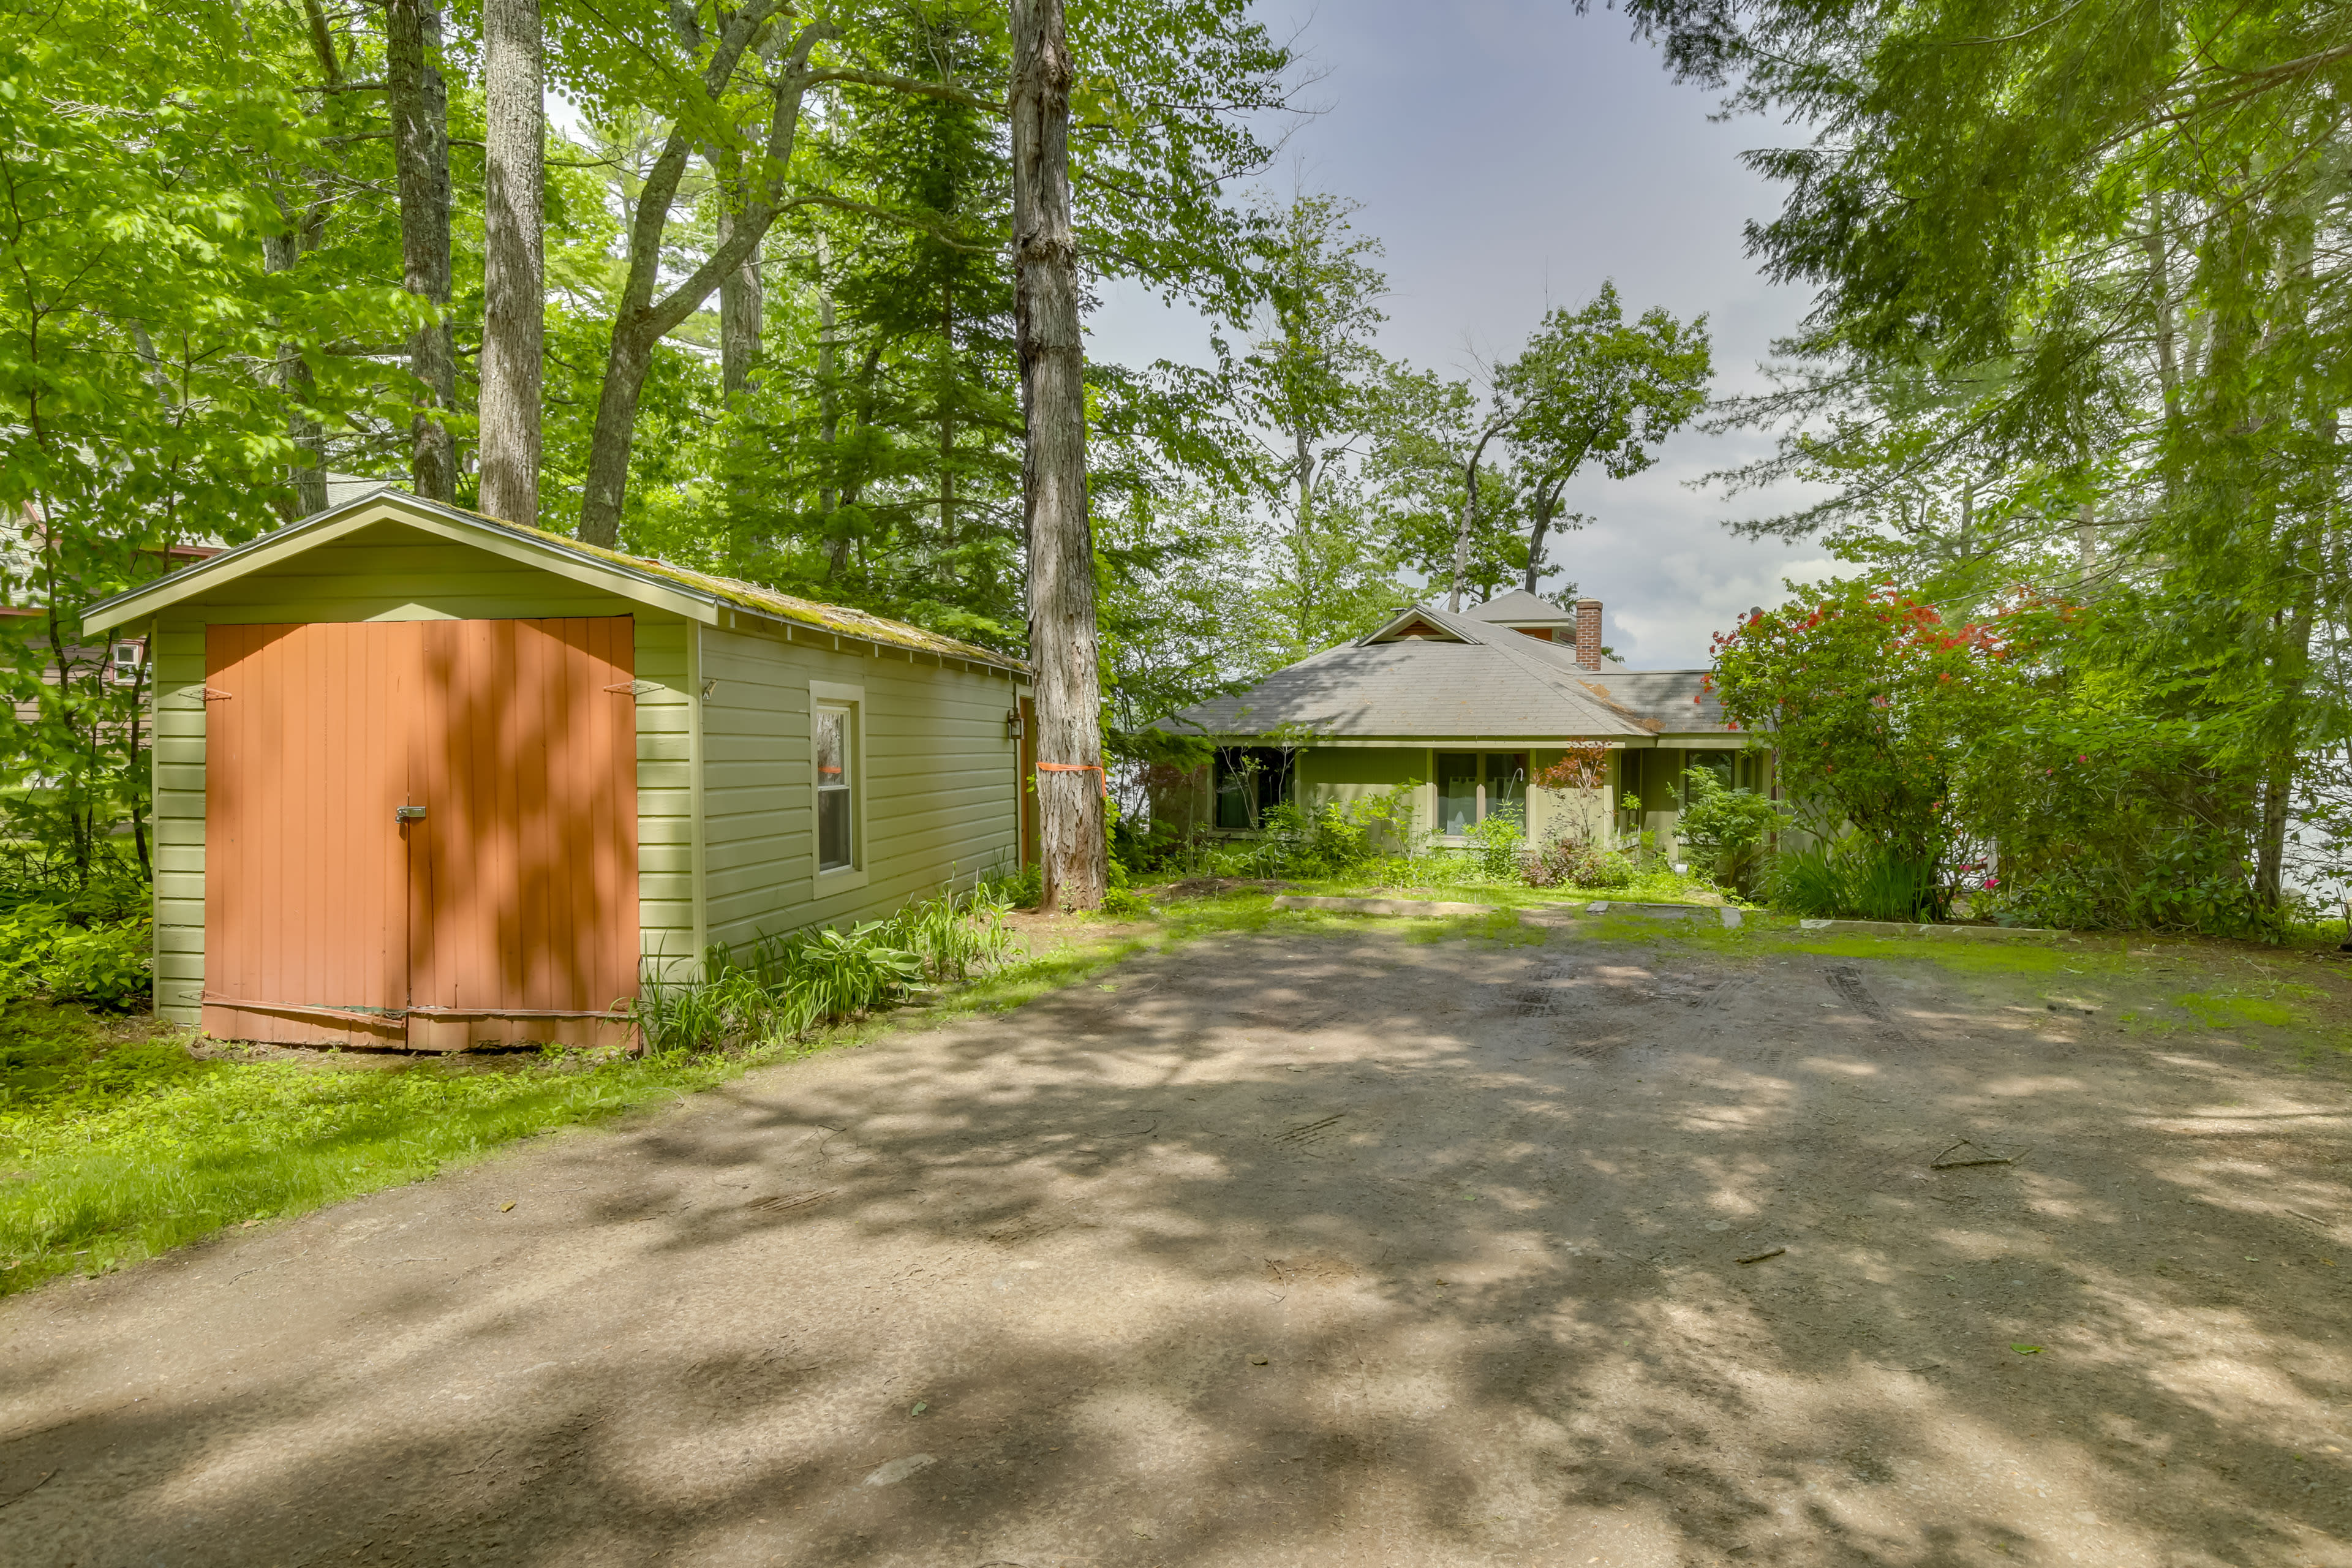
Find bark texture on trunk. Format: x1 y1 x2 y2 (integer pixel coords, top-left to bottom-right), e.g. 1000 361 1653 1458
386 0 458 502
1012 0 1106 912
1523 480 1564 594
577 9 828 548
478 0 545 526
1445 425 1501 611
261 232 329 519
718 205 763 398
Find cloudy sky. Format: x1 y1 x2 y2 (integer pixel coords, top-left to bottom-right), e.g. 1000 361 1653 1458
1086 0 1839 668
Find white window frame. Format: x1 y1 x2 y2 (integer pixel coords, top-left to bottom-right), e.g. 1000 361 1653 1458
810 680 868 892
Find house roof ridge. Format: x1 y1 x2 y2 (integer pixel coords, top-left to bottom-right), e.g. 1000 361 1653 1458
1458 613 1656 735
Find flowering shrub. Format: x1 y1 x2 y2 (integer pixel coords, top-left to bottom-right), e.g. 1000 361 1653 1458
1708 578 2024 864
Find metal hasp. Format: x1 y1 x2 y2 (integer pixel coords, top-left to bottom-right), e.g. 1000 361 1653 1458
395 805 428 823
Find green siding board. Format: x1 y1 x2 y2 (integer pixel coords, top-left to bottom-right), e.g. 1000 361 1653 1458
697 625 1019 959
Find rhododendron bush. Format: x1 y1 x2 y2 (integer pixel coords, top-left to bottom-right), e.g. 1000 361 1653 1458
1708 579 2022 860
1712 577 2287 935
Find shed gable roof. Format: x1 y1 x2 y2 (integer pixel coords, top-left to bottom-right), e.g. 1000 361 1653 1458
81 487 1028 675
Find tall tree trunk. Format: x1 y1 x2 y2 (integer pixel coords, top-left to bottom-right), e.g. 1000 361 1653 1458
818 236 845 578
939 281 956 546
1012 0 1105 913
385 0 457 502
1523 480 1562 594
1445 425 1502 611
262 232 329 519
478 0 544 525
718 204 763 397
577 12 830 547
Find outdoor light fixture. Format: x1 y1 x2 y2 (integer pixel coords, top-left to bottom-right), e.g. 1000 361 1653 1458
1005 707 1023 740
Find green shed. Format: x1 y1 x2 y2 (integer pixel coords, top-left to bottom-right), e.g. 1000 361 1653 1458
81 488 1030 1050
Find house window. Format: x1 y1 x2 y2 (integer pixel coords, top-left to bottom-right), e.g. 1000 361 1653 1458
816 705 854 871
1681 751 1733 808
1213 747 1292 831
1437 752 1528 836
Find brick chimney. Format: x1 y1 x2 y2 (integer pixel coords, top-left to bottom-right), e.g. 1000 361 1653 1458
1573 598 1603 670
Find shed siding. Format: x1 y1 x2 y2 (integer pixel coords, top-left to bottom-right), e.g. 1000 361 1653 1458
699 627 1020 958
169 522 643 624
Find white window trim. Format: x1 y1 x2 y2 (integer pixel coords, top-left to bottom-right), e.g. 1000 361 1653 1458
810 679 869 894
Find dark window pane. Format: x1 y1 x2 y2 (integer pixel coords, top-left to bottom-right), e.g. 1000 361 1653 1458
1438 752 1478 835
819 788 851 870
1487 753 1528 818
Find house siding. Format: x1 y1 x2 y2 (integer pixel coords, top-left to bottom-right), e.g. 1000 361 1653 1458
698 624 1022 961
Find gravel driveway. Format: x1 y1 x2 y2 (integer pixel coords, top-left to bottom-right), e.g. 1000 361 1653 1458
4 919 2348 1566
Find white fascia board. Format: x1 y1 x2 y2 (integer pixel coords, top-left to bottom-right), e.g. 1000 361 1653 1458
1653 734 1768 750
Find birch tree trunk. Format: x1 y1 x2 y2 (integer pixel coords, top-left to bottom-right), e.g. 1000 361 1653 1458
478 0 544 525
1012 0 1106 911
385 0 458 502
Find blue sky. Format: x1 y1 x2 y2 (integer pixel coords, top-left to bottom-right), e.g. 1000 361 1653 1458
1086 0 1838 668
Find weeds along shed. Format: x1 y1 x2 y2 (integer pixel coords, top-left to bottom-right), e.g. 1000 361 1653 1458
81 488 1031 1050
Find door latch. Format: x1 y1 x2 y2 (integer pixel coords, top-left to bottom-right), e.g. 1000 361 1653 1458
395 805 427 823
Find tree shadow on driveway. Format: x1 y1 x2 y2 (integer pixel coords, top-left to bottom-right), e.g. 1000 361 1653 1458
3 924 2348 1567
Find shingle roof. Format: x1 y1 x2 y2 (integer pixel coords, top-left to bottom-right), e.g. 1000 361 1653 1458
1164 602 1757 742
1164 604 1657 740
1460 588 1577 625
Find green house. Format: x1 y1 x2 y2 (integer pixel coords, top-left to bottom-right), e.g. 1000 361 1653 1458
82 488 1029 1050
1155 595 1770 860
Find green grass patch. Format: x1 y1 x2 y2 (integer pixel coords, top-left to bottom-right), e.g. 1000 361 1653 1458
2174 991 2310 1030
1264 867 1732 911
0 1003 758 1295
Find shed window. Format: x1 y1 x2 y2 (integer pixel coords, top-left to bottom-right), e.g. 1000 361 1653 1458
1437 752 1528 835
816 706 854 871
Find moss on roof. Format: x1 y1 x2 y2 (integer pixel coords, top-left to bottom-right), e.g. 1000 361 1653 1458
459 507 1028 674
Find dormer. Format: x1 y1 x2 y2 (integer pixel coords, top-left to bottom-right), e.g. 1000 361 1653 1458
1362 608 1472 644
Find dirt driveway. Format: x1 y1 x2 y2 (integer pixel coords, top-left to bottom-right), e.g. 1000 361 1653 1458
4 916 2350 1567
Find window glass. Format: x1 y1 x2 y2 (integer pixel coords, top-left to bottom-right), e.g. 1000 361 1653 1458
1214 747 1292 830
1684 751 1732 808
1485 753 1528 821
816 707 853 870
1438 752 1479 835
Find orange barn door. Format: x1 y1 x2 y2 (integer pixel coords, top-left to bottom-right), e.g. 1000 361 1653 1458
203 618 638 1049
405 618 638 1049
204 623 415 1046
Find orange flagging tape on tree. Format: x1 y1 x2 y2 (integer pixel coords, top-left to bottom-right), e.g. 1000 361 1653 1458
1036 761 1109 797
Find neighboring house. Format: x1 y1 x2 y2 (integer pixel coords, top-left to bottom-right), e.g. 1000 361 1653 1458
1153 591 1770 859
82 486 1030 1050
